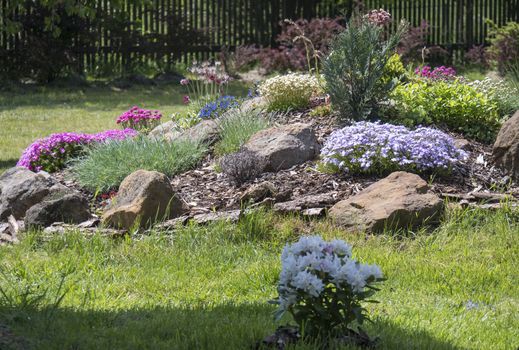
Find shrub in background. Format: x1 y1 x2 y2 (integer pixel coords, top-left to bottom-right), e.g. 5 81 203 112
219 149 266 186
72 136 207 192
258 73 321 111
397 19 449 65
389 79 501 142
486 21 519 74
273 236 383 341
214 108 271 156
17 129 138 173
323 13 407 120
320 122 467 176
116 106 162 132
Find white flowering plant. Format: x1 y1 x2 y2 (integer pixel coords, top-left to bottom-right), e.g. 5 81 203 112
258 73 322 111
271 236 384 341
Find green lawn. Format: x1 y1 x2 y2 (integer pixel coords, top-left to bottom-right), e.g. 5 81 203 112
0 208 517 349
0 83 248 174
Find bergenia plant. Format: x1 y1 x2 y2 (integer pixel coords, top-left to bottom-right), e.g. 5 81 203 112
116 106 162 132
17 129 137 173
272 236 384 340
415 65 457 81
320 122 467 175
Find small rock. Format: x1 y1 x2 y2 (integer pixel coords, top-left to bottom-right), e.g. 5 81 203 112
191 210 241 225
102 170 187 229
244 123 319 172
273 193 338 214
302 208 325 217
328 172 443 233
240 181 278 203
149 120 179 139
493 110 519 179
176 119 220 145
454 138 472 151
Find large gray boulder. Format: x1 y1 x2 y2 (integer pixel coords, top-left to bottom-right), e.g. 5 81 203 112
244 123 319 172
102 170 187 229
493 111 519 179
328 172 443 233
0 167 55 220
24 191 91 229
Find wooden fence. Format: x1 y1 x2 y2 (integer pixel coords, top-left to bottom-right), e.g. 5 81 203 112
1 0 519 73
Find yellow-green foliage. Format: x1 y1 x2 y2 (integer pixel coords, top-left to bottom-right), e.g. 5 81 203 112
381 53 407 84
389 79 501 143
258 73 322 111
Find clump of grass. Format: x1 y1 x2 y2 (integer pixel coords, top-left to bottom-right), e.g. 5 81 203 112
214 108 271 156
71 136 207 192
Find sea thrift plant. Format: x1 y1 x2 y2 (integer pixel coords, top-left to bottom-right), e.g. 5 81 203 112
198 95 240 119
320 122 467 175
273 236 383 340
17 129 137 173
258 73 321 111
415 65 457 81
116 106 162 132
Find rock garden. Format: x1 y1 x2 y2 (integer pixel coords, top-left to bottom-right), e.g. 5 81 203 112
0 8 518 350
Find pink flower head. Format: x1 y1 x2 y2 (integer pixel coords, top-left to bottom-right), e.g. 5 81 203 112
365 9 391 26
183 95 191 104
180 78 190 86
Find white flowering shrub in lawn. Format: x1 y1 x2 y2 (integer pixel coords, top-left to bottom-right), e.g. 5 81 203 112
272 236 384 341
258 73 322 111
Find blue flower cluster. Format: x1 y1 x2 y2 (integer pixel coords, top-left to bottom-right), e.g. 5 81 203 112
198 95 240 119
321 122 467 175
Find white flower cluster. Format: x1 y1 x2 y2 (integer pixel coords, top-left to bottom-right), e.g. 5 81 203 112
258 73 322 111
277 236 382 312
468 77 512 96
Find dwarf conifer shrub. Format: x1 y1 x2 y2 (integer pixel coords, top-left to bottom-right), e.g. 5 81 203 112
323 15 407 120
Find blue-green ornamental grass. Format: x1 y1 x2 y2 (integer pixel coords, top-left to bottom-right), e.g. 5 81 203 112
71 136 207 192
214 108 271 156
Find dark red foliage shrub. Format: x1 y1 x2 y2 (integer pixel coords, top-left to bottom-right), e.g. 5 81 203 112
465 44 489 67
235 17 344 74
397 20 448 64
486 21 519 74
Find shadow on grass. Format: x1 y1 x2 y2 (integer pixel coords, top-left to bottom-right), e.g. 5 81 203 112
0 82 251 112
0 159 18 173
0 304 467 350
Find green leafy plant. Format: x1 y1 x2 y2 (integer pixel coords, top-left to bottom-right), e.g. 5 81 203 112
258 73 322 111
214 108 271 156
323 15 408 120
388 79 501 143
381 53 408 85
71 136 207 192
